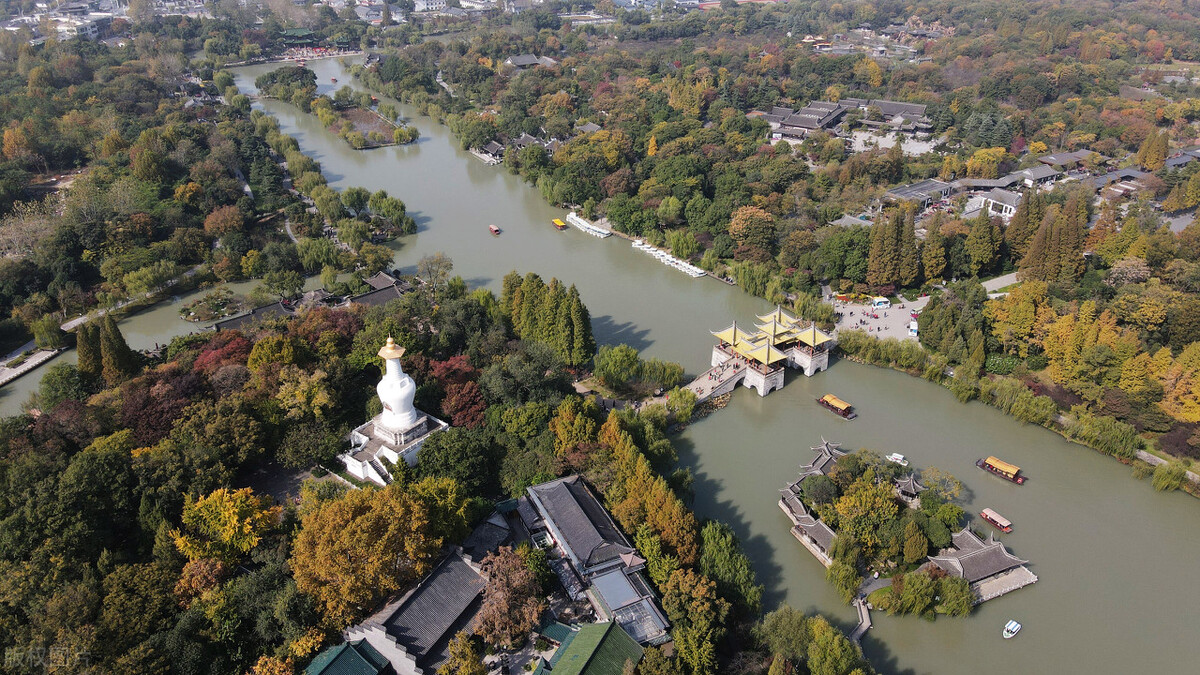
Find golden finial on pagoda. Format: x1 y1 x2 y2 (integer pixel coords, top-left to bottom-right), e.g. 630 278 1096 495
377 336 406 360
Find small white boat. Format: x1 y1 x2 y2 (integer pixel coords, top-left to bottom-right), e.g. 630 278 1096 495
886 452 909 467
1003 620 1021 639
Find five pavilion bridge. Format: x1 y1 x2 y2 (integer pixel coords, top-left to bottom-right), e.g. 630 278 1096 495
686 306 836 403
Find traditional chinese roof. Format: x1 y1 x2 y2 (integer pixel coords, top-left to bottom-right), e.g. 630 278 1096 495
756 305 798 325
359 552 485 669
527 476 635 571
795 323 833 347
894 474 925 496
796 438 846 480
711 321 754 346
304 639 390 675
928 529 1027 583
732 339 790 365
533 622 644 675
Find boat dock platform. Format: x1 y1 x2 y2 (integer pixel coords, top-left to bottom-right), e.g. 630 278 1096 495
566 212 611 238
974 566 1038 603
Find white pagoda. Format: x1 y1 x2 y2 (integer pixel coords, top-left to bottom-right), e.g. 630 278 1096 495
340 337 448 486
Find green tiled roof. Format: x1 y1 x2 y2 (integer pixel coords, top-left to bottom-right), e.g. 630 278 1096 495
539 620 576 644
541 623 642 675
305 639 390 675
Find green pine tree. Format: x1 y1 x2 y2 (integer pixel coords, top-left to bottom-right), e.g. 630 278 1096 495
76 322 102 381
965 212 998 276
500 271 523 326
1018 204 1057 282
99 315 136 387
1004 190 1036 261
922 225 947 283
554 298 575 366
537 279 566 348
515 273 545 338
898 209 920 287
568 286 595 367
903 519 929 564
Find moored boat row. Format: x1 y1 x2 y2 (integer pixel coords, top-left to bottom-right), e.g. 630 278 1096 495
566 212 611 238
631 239 707 277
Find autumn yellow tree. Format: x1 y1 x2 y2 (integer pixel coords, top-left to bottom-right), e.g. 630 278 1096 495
173 488 280 563
290 484 438 627
832 478 899 552
983 281 1054 357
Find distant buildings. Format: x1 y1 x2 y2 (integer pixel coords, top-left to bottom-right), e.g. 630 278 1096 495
504 54 559 70
750 98 931 143
884 179 951 208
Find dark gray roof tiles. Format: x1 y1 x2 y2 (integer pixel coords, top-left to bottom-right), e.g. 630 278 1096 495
929 529 1027 583
528 476 634 569
373 553 485 660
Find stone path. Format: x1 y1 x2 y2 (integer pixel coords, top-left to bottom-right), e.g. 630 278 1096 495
685 359 746 402
850 597 872 643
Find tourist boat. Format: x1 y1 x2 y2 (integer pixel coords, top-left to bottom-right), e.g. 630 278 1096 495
817 394 857 419
488 224 501 236
980 508 1013 533
1003 620 1022 639
553 218 568 230
977 456 1026 484
886 452 909 467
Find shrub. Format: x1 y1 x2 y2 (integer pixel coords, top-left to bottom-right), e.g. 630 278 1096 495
1152 462 1186 492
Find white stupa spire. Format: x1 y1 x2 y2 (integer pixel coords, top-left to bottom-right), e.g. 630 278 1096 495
376 337 418 430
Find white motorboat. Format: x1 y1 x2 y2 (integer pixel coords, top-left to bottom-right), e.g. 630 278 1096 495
886 452 909 467
1003 620 1021 639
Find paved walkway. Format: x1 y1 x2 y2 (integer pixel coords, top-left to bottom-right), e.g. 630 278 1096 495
685 359 746 402
1136 450 1200 484
0 348 63 387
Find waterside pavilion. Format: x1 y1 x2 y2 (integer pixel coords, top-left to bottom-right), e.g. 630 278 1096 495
688 306 835 401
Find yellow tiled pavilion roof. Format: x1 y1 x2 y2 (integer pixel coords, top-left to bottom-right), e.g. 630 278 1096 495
796 323 833 347
734 340 790 364
756 319 802 344
757 305 798 326
712 322 752 346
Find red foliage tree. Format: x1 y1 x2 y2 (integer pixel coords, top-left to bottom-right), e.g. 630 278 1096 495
192 332 253 375
431 354 477 387
443 381 486 429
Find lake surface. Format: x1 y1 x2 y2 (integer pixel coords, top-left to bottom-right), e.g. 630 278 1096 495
12 57 1198 674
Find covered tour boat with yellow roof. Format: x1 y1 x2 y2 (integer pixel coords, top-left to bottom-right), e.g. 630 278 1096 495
977 456 1026 484
817 394 857 419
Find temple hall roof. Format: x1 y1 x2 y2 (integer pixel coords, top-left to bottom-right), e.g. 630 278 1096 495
527 476 635 570
928 529 1027 584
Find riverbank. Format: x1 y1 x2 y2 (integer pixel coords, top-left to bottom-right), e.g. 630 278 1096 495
835 333 1200 498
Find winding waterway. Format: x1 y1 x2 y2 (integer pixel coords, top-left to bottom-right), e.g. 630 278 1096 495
9 57 1198 673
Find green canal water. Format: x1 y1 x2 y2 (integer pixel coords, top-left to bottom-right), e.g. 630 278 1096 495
6 57 1197 673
